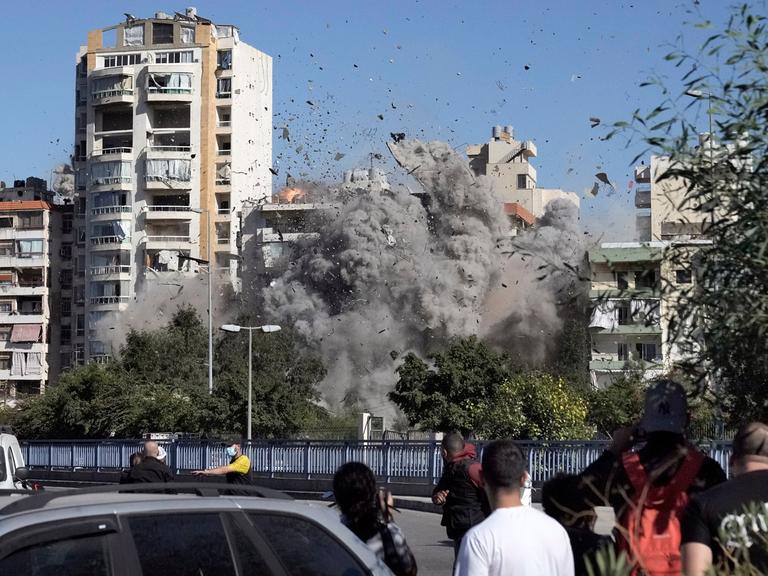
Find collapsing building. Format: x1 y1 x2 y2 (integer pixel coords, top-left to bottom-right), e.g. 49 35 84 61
467 125 580 234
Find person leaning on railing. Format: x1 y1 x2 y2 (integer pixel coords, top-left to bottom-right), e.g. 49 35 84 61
192 443 252 492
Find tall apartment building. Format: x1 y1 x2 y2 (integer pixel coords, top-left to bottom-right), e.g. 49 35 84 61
73 8 272 361
588 163 709 388
0 179 67 402
467 126 580 234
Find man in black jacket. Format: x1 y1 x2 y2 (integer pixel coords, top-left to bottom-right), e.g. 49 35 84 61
124 441 175 483
432 433 489 558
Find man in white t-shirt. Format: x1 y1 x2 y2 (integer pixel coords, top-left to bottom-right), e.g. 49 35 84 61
455 440 574 576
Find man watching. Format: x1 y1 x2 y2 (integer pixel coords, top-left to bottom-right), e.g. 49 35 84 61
124 441 175 483
432 433 489 558
192 443 252 489
682 421 768 575
455 440 574 575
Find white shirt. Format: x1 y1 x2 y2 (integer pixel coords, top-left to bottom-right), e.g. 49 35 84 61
455 506 574 576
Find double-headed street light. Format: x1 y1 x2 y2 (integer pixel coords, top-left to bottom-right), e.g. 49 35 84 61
220 324 282 440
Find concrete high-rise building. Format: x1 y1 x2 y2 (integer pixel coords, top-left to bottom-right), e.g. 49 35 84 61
588 160 710 388
467 126 579 233
73 8 272 361
0 178 68 402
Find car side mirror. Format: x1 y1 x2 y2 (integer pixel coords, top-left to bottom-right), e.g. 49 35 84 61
13 467 29 482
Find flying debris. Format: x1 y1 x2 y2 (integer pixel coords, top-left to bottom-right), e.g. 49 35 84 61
390 132 406 143
589 117 601 128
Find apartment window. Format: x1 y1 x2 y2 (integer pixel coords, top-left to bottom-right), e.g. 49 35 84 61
0 353 10 371
616 271 628 290
217 50 232 70
180 25 195 44
635 270 658 290
0 302 11 314
152 22 174 45
61 326 71 346
0 326 10 342
77 228 86 245
635 343 658 361
0 217 12 228
61 299 72 317
76 315 85 337
617 302 631 325
154 51 194 64
216 78 232 98
74 286 85 305
675 269 692 284
617 343 629 361
61 243 73 260
517 174 527 189
102 53 141 68
77 255 86 275
0 273 11 286
63 214 73 234
16 240 43 257
17 211 44 230
60 269 73 289
60 352 72 369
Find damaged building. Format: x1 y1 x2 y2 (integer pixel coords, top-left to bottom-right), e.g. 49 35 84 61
467 126 579 234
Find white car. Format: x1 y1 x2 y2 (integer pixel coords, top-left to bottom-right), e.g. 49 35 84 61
0 484 393 575
0 432 28 491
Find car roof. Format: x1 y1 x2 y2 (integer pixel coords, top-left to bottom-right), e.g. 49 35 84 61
0 490 382 569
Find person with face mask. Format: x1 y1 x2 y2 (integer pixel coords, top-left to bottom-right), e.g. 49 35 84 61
192 443 252 490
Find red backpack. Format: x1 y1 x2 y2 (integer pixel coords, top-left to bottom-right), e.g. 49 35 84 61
617 448 705 576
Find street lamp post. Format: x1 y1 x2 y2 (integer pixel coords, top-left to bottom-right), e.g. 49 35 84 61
190 207 214 395
220 324 281 440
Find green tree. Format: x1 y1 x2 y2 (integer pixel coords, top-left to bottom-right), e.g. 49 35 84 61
389 336 513 435
611 3 768 423
482 372 593 440
586 370 645 437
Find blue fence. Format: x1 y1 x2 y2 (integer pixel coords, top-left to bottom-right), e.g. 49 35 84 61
20 440 733 484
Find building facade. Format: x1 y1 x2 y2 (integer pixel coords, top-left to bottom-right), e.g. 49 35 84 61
73 8 272 361
467 126 579 233
588 160 708 388
0 179 67 402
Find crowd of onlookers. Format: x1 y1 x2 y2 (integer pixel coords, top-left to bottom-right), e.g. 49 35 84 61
344 380 767 576
119 379 767 576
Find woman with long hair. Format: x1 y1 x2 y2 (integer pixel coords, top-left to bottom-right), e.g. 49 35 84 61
333 462 418 576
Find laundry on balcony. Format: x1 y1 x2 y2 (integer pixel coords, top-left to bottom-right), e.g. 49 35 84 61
26 352 42 376
589 301 618 330
10 352 24 376
630 299 661 325
10 324 42 343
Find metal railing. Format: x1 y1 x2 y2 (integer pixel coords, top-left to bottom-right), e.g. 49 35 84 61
148 145 192 153
215 179 231 186
91 206 131 216
91 236 129 246
89 296 130 305
20 440 734 483
146 87 193 95
92 148 133 156
90 265 130 276
217 121 231 128
146 235 191 243
92 89 134 100
146 205 192 212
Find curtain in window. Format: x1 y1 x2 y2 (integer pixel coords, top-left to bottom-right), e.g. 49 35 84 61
180 26 195 44
124 25 144 46
92 75 131 95
17 240 43 255
217 78 231 93
168 73 192 89
91 161 131 184
218 50 232 69
179 51 193 63
630 299 661 324
589 301 618 330
25 353 42 375
214 25 234 38
146 159 191 181
112 221 129 240
93 192 123 207
10 352 24 376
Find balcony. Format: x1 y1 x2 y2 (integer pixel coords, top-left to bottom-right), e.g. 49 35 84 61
216 148 232 157
90 265 131 279
144 159 192 190
90 236 131 251
0 282 47 297
91 147 133 161
0 254 45 269
147 145 192 154
89 296 130 307
215 178 231 187
146 71 194 102
145 236 191 250
90 206 132 221
144 206 194 221
589 358 662 371
634 189 651 209
92 87 134 106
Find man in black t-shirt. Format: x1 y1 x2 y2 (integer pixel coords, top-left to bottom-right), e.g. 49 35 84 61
682 421 768 575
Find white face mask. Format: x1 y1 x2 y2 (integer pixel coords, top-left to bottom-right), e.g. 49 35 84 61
226 446 237 458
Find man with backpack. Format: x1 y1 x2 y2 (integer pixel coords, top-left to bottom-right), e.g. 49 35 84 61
432 433 490 558
579 380 726 575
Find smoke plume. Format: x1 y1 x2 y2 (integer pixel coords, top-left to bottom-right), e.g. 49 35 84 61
263 140 586 411
51 164 75 199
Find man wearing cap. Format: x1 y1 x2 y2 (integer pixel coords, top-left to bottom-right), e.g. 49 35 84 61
682 421 768 575
124 441 175 484
579 379 726 523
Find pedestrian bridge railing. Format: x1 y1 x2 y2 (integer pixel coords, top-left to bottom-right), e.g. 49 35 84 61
20 440 733 484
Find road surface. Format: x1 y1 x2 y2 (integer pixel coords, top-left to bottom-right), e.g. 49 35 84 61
395 508 455 576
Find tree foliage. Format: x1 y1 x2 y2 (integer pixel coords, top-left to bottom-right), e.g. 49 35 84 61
14 307 326 438
611 3 768 423
586 370 646 438
389 336 591 439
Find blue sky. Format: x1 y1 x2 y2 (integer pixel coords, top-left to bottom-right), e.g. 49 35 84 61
0 1 732 238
